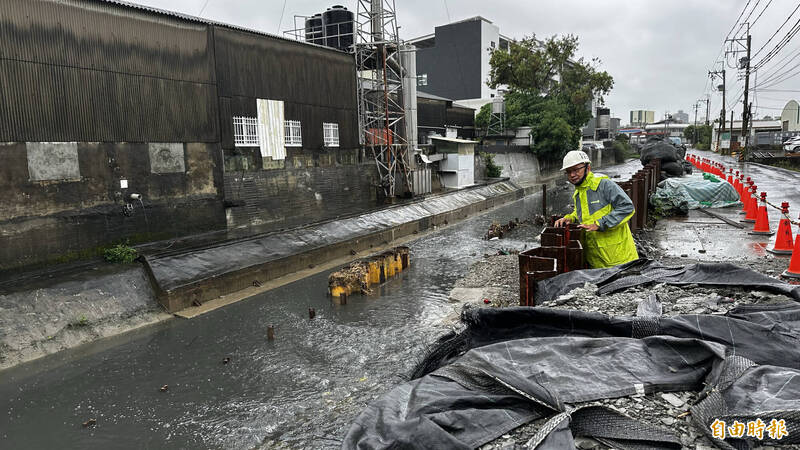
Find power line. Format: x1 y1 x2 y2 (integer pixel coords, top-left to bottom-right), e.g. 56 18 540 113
752 3 800 60
197 0 211 16
753 18 800 71
750 0 773 27
742 0 763 25
276 0 287 33
443 0 451 22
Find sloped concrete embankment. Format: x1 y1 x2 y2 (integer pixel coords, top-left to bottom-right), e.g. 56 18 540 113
0 179 540 370
143 180 538 312
0 265 170 370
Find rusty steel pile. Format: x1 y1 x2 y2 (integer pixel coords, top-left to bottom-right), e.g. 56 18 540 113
327 247 410 298
518 160 662 306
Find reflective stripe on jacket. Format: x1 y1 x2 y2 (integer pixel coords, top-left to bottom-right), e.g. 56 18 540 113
563 171 639 268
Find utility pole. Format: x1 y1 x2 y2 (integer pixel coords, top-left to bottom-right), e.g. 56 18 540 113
709 67 726 153
693 102 699 145
720 69 726 153
742 33 752 158
726 22 751 159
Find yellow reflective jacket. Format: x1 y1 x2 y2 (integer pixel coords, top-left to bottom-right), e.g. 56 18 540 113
563 171 639 268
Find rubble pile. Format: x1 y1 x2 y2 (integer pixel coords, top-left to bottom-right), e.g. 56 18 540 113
486 216 547 240
453 251 797 449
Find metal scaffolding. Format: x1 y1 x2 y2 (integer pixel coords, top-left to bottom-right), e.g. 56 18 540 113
354 0 412 199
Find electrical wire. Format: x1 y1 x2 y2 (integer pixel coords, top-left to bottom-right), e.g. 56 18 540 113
750 0 773 27
753 19 800 71
754 45 800 84
197 0 211 16
741 0 763 25
706 1 753 98
276 0 287 33
752 3 800 61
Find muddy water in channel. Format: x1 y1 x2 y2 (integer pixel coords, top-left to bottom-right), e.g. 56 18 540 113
1 163 640 449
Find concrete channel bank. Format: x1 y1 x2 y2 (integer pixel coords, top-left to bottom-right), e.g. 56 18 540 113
0 145 620 370
0 173 557 370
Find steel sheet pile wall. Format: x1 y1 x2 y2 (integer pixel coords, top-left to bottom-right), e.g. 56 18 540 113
518 161 661 305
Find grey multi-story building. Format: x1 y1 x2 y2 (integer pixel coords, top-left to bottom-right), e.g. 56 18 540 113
408 16 512 111
673 109 689 124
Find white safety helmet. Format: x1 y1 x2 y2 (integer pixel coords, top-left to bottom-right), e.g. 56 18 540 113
561 150 591 171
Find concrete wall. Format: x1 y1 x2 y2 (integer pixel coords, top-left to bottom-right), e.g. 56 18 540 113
223 147 377 230
0 142 224 271
474 146 614 186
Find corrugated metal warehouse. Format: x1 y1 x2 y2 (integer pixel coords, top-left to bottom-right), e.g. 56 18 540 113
0 0 371 271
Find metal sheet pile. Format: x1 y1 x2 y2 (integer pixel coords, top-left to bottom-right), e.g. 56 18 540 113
518 160 661 306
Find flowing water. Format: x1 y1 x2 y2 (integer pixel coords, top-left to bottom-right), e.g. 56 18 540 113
1 162 640 449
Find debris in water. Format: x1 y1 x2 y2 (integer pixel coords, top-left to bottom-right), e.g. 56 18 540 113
222 357 231 365
483 298 491 304
328 247 409 298
82 418 96 428
267 325 275 341
309 308 316 319
160 385 169 392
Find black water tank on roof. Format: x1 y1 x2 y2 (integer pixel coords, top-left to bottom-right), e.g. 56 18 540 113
323 5 354 50
305 13 324 45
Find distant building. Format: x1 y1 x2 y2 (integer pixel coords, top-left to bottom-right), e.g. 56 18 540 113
408 16 512 111
630 110 655 126
781 100 800 131
673 110 689 124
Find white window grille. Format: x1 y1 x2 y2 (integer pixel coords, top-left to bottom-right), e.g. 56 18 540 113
285 120 302 147
233 116 260 146
323 122 340 147
417 73 428 86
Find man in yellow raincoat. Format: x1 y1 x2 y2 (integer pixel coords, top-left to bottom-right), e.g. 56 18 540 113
554 150 639 268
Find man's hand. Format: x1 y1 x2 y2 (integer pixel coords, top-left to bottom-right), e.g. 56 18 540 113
578 223 599 232
554 217 571 227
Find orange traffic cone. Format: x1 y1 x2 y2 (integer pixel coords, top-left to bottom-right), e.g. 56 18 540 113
734 171 741 194
743 186 759 222
768 202 794 254
783 225 800 277
740 183 753 214
726 168 733 184
750 192 774 235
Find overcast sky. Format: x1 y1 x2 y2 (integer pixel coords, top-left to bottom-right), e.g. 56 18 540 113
134 0 800 125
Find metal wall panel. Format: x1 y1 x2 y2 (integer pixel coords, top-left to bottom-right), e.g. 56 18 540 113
0 60 219 142
215 26 359 151
0 0 219 142
418 98 447 129
0 0 215 84
214 28 357 110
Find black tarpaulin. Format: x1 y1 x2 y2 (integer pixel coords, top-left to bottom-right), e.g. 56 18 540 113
342 294 800 449
535 259 800 303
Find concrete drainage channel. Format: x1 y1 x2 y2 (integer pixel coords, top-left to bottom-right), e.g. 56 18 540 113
141 179 547 315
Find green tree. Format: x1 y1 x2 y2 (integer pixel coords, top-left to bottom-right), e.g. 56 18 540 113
684 125 712 149
475 103 491 129
487 34 614 160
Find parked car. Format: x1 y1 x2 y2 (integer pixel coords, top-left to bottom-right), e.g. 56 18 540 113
783 136 800 153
